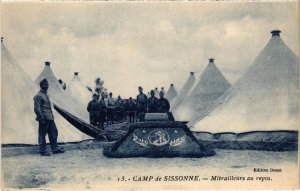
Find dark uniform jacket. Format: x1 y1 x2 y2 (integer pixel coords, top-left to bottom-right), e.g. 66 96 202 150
87 100 99 117
136 93 147 111
98 100 107 112
127 100 136 111
147 96 159 112
33 90 54 121
157 98 170 113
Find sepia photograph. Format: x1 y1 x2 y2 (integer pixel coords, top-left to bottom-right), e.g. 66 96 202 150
1 1 299 190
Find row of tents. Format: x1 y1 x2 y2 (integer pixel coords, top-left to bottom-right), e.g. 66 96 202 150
170 30 298 134
149 85 178 102
2 30 299 150
2 42 95 144
166 30 298 150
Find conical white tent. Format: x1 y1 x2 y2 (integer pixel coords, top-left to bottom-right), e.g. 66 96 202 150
35 62 65 98
2 42 39 144
154 87 159 98
2 42 89 144
189 30 299 133
170 72 196 110
67 72 92 109
165 84 178 102
173 59 231 122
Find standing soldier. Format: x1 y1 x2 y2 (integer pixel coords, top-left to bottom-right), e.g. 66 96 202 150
157 91 174 121
98 93 107 130
136 86 147 122
106 92 115 124
34 79 65 156
147 90 159 113
115 95 123 121
87 94 99 126
126 97 136 123
157 91 170 112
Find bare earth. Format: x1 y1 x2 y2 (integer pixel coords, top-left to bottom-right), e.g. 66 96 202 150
2 148 298 190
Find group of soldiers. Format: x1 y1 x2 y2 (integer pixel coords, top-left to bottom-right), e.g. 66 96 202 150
87 86 172 129
33 79 172 156
87 92 124 130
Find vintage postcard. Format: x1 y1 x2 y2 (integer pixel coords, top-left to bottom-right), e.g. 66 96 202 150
1 1 299 190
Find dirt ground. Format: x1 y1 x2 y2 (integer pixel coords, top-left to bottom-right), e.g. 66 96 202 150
1 148 298 190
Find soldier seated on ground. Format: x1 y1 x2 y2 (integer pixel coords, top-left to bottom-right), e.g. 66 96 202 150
157 91 175 121
147 90 158 113
87 93 99 126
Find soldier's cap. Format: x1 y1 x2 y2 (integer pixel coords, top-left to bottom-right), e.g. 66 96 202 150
138 86 143 89
150 90 155 94
39 78 49 86
92 93 98 97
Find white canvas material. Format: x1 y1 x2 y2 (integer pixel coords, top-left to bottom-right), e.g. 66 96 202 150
189 31 299 133
173 59 231 122
2 43 90 144
165 84 178 102
170 72 196 110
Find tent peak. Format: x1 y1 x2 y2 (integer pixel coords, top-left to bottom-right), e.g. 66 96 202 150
45 61 51 66
1 37 3 43
190 72 195 75
74 72 79 76
271 30 281 37
209 58 215 63
171 84 174 86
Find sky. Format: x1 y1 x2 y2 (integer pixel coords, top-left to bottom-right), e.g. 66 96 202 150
1 2 299 98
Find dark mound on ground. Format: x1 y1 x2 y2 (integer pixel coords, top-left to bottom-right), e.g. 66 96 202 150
192 130 298 151
103 121 215 158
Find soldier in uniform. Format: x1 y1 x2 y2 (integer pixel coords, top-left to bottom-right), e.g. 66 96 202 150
98 93 107 130
34 79 65 156
87 93 99 126
157 91 175 121
115 95 123 121
136 86 147 122
106 92 115 124
147 90 158 113
126 97 136 123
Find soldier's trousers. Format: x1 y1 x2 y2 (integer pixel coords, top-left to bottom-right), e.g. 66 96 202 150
128 111 135 122
137 109 146 122
107 108 114 122
38 120 59 153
